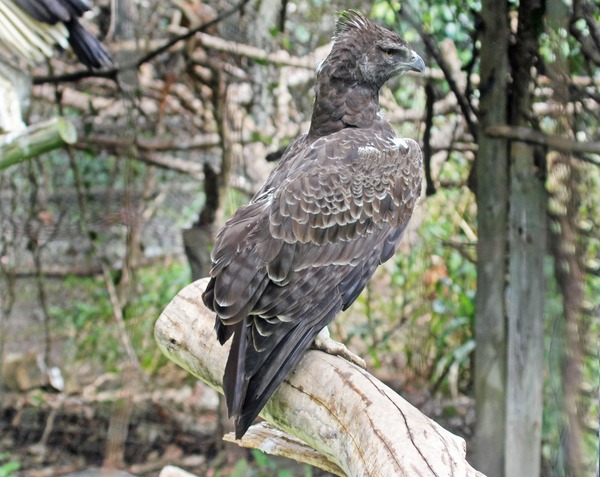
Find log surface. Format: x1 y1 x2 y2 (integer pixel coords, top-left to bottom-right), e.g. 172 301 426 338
155 278 485 477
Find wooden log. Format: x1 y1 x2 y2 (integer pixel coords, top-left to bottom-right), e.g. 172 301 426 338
155 278 485 477
0 117 77 171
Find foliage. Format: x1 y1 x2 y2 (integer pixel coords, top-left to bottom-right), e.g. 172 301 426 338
347 183 477 394
213 450 313 477
250 449 313 477
48 260 189 374
0 454 20 477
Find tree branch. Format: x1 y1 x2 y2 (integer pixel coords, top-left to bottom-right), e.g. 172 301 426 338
395 2 479 139
79 133 220 152
189 31 319 69
485 125 600 158
423 81 437 196
154 278 485 477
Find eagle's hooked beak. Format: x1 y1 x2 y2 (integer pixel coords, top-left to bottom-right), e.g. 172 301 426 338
407 51 426 74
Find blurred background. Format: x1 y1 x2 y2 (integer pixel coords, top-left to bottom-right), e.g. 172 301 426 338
0 0 597 476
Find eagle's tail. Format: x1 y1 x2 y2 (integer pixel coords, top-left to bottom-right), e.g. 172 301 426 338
222 296 342 439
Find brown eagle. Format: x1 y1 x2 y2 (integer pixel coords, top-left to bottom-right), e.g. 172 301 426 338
202 10 425 439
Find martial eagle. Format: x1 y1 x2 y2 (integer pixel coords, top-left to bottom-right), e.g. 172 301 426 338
202 10 425 439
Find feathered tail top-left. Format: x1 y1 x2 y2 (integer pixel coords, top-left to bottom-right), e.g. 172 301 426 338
0 0 111 68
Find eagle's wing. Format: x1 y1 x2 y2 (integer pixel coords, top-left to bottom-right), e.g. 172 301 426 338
203 129 422 438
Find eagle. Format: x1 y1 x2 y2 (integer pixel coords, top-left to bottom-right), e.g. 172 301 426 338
0 0 111 68
202 10 425 439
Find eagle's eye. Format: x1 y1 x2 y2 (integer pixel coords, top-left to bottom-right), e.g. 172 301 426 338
382 48 395 57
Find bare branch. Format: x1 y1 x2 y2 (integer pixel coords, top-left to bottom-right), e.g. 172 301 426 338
485 125 600 158
190 31 320 69
79 133 220 153
395 2 479 139
224 422 345 476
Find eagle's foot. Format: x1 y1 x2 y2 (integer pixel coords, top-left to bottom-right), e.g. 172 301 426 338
313 327 366 369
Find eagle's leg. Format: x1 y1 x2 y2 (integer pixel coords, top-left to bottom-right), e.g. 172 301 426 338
312 327 367 369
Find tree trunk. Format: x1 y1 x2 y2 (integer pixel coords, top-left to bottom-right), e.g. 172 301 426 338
474 1 509 475
505 144 545 477
155 278 486 477
505 1 546 475
546 2 587 474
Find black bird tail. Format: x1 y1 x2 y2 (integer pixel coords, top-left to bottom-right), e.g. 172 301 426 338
223 294 342 439
225 320 318 439
66 20 112 68
221 321 248 420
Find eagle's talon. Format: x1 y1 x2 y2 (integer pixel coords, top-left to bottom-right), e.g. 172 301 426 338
313 327 367 369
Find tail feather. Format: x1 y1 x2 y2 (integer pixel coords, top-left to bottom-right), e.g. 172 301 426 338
214 260 375 438
234 323 319 438
248 295 342 398
226 294 343 439
222 320 248 418
66 20 112 68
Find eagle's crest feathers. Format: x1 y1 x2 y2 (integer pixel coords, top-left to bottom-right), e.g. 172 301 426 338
334 9 370 37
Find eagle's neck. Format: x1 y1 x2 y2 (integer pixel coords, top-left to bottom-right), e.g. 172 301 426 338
308 69 380 139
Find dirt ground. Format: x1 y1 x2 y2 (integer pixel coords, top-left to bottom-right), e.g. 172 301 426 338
0 358 474 477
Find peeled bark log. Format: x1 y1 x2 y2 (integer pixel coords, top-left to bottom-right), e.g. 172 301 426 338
155 278 485 477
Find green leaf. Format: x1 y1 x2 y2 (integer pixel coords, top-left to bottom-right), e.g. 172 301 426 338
0 461 21 477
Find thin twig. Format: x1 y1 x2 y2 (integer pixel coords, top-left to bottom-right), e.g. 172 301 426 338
423 81 436 196
101 263 142 372
395 1 479 139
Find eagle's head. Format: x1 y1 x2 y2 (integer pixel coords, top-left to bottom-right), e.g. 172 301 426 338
322 10 425 88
